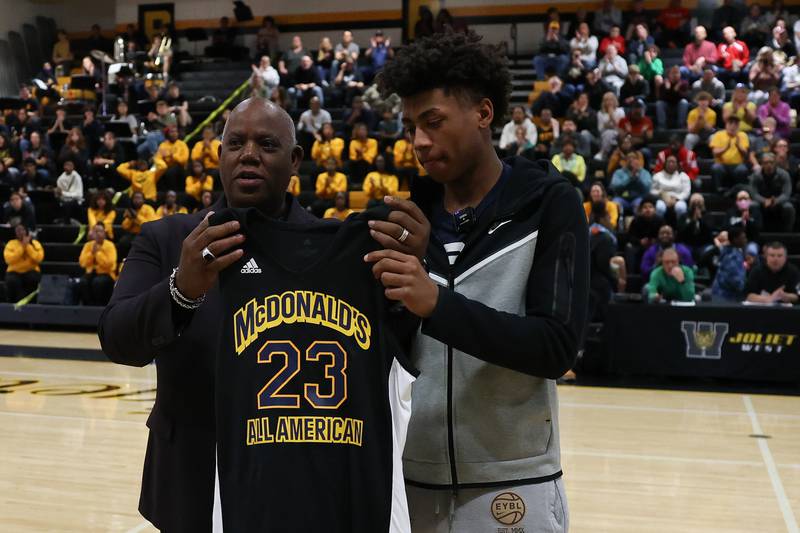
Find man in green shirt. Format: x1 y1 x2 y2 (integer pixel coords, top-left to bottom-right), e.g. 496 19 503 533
646 247 695 303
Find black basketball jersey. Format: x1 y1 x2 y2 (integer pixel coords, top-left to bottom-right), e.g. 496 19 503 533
211 207 417 533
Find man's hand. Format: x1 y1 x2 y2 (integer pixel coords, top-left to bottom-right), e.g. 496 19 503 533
175 213 245 300
764 197 775 208
364 249 438 318
670 266 685 283
768 286 791 303
366 196 430 259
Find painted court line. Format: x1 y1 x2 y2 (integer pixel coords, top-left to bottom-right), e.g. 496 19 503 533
743 395 799 533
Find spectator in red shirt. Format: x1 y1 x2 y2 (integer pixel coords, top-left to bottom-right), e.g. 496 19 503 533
617 98 653 161
653 134 700 181
599 25 626 56
681 26 718 82
656 0 690 48
717 26 750 85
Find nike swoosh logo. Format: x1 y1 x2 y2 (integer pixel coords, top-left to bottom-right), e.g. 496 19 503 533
488 220 512 235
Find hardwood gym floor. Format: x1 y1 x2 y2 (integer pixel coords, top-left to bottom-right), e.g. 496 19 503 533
1 331 798 532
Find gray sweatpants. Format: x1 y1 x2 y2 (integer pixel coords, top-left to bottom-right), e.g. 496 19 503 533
407 478 568 533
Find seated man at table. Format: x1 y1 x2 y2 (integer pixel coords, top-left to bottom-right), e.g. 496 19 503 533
646 248 695 303
745 242 800 305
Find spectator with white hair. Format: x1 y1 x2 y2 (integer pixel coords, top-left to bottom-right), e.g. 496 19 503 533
597 43 628 94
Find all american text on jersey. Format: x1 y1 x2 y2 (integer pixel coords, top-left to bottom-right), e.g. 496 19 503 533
246 415 364 446
234 291 372 355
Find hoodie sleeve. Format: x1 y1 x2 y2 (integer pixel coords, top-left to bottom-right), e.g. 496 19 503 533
421 182 590 379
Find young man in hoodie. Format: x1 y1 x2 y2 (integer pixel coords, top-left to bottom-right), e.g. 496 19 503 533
367 31 589 532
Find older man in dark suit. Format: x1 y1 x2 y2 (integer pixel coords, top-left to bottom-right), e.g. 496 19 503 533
99 97 429 532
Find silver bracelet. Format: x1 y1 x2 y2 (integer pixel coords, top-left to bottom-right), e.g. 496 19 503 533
169 267 205 310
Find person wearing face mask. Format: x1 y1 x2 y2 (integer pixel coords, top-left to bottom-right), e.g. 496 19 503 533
727 189 762 258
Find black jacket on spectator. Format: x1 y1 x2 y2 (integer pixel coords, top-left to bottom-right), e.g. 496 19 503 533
628 214 664 242
58 146 90 178
620 77 650 103
82 120 105 158
726 206 762 242
2 201 36 230
745 263 800 300
532 90 573 118
566 106 597 133
99 194 319 532
293 65 321 87
586 78 613 110
677 213 714 249
539 36 569 55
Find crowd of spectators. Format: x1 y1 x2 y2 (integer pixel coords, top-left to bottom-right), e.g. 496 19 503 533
518 0 800 316
2 3 800 313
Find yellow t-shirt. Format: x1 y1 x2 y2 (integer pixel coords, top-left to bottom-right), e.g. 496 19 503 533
117 160 167 201
287 175 301 196
3 239 44 273
709 130 749 165
722 101 756 132
315 172 348 200
154 204 188 220
362 172 399 200
687 107 717 131
79 240 118 279
348 138 378 164
311 138 345 167
121 204 157 234
87 208 117 240
190 139 221 170
324 207 354 221
185 175 214 201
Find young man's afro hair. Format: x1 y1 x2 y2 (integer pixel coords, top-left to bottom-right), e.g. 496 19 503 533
377 31 512 127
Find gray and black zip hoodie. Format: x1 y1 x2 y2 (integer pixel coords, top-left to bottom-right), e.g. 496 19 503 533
405 156 589 490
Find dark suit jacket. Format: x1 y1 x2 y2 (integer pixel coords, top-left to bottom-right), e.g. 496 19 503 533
98 194 317 532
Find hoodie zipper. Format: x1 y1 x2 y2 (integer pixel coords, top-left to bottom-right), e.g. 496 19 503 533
445 272 458 495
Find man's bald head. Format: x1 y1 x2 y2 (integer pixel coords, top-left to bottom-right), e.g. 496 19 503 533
219 97 303 213
223 97 296 145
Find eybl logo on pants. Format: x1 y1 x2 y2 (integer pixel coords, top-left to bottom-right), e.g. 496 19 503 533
681 321 729 359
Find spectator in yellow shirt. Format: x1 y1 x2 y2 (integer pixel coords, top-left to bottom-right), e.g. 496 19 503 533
87 189 116 240
324 191 354 221
190 126 221 173
3 224 44 302
311 123 345 169
117 158 167 202
155 190 188 219
78 223 117 305
287 174 301 196
313 157 348 216
155 125 190 191
362 154 399 207
185 160 214 209
393 129 424 189
684 91 717 151
708 116 749 190
348 122 378 183
118 191 157 258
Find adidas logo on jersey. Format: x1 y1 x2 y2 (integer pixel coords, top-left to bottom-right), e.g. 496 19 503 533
241 258 262 274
